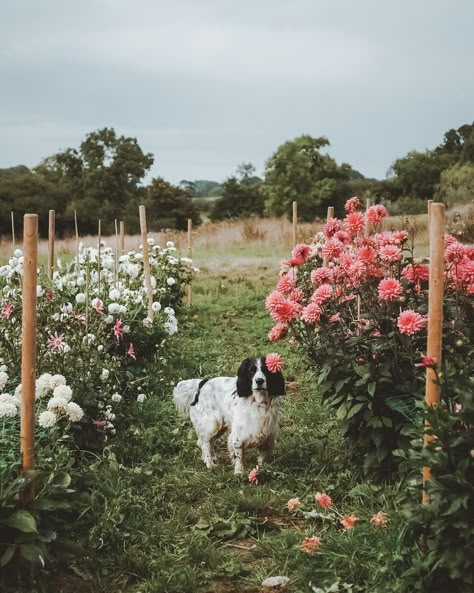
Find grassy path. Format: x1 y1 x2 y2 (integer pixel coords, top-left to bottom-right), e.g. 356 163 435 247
71 260 402 593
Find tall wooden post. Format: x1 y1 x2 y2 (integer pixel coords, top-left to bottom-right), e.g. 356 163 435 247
292 201 297 247
427 200 433 238
74 209 80 276
11 211 15 254
365 198 371 236
139 205 154 319
120 220 125 254
422 203 445 504
187 218 192 306
323 207 334 268
20 214 38 503
47 209 55 281
97 220 102 296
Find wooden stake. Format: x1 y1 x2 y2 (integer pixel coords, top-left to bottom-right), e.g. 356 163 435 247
422 203 445 504
11 211 15 254
292 201 298 247
187 218 192 306
97 220 102 296
20 214 38 503
427 200 433 237
365 198 371 236
74 210 80 276
47 209 55 281
120 220 125 254
114 219 119 289
323 207 334 267
139 205 154 319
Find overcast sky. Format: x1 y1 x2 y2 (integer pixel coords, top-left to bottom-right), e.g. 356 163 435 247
1 0 473 183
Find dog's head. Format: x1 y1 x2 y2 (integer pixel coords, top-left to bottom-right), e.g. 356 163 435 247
236 357 285 401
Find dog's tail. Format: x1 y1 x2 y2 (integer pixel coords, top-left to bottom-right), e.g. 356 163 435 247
173 379 209 417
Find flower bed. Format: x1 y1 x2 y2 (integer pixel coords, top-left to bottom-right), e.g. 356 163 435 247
266 198 473 474
0 238 197 570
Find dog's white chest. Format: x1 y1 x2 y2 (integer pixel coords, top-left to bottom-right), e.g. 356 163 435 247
233 397 281 447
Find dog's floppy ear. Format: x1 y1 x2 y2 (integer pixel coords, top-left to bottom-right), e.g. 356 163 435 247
262 358 286 396
236 358 253 397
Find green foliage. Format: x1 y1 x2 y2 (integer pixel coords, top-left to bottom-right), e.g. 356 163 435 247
262 135 365 220
210 175 264 221
397 354 474 593
435 163 474 206
385 196 427 215
144 177 201 231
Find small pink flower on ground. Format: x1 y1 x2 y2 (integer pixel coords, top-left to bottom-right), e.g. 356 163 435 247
48 332 65 352
415 355 437 368
344 212 365 235
268 323 288 342
287 497 301 512
397 310 426 336
128 342 136 360
378 278 403 301
113 319 124 341
344 196 360 213
315 492 332 508
1 303 14 319
266 353 283 373
287 381 298 390
370 511 388 528
300 536 321 553
366 205 388 225
248 465 259 484
340 514 359 530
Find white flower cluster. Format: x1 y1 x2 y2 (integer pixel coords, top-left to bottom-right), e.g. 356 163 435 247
37 377 84 428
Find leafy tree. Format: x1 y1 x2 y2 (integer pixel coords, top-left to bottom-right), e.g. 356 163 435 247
143 178 201 231
262 135 361 220
210 176 264 221
435 163 474 206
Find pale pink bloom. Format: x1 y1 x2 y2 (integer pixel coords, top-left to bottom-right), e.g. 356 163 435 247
378 278 403 301
268 323 288 342
301 303 321 324
248 465 259 484
48 332 65 352
455 403 462 413
357 246 375 264
1 303 14 319
266 291 302 324
335 230 351 245
344 212 365 235
379 244 402 263
277 274 296 295
340 514 359 530
366 205 388 225
370 512 388 528
323 218 342 238
289 288 305 302
113 319 124 341
94 299 104 315
344 196 360 213
402 264 430 283
287 497 301 512
128 342 136 360
444 233 458 247
292 244 312 263
300 536 321 553
445 242 467 264
311 284 333 306
315 492 333 508
397 310 426 335
266 353 283 373
322 238 344 260
311 267 333 285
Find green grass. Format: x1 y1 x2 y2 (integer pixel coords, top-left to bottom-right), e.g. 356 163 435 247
35 259 410 593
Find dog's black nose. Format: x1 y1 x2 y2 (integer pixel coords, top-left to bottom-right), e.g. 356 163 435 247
256 378 265 386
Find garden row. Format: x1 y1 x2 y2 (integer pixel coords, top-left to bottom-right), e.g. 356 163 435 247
0 208 197 581
266 198 473 592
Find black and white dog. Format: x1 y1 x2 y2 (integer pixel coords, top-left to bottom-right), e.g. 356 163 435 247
173 357 285 474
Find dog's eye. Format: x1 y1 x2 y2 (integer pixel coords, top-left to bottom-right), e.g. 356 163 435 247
250 366 257 374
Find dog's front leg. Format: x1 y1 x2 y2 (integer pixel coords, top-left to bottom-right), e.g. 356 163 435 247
258 436 275 465
230 435 244 475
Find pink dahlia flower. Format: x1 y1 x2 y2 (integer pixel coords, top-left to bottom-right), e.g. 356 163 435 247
268 323 288 342
301 303 321 324
397 310 426 335
311 284 333 305
277 273 296 295
366 205 388 225
344 212 365 235
379 244 402 263
266 353 283 373
315 492 332 508
344 196 360 213
300 536 321 553
378 278 403 301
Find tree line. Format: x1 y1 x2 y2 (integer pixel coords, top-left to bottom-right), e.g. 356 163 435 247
1 123 473 238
